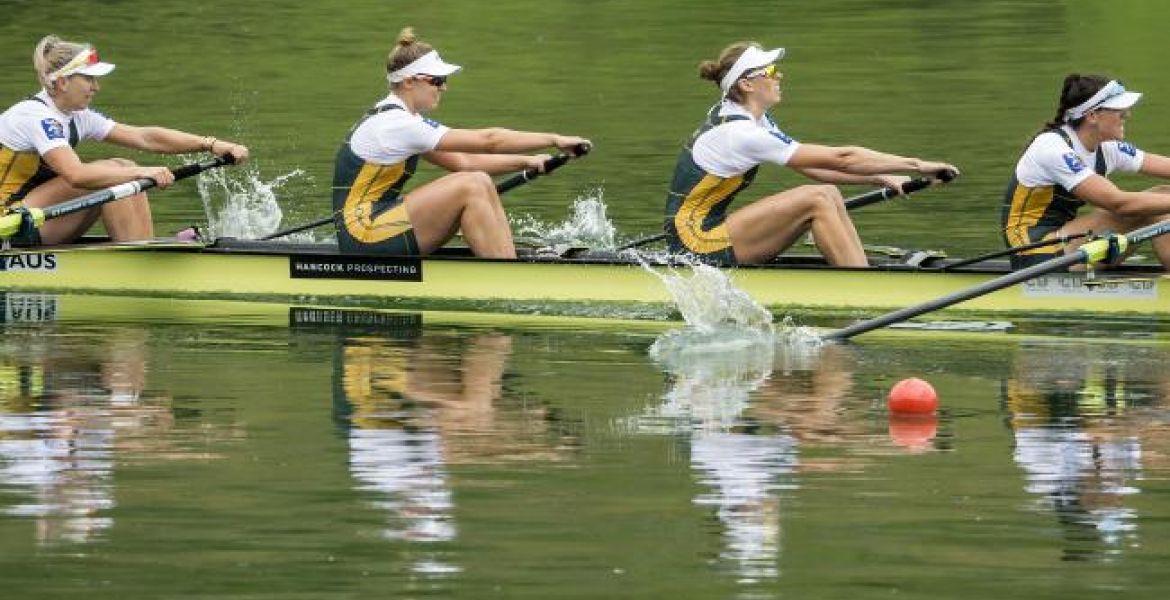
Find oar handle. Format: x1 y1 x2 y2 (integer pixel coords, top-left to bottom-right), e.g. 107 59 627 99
495 142 592 194
844 169 958 211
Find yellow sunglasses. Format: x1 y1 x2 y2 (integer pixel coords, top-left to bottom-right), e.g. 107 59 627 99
743 64 780 81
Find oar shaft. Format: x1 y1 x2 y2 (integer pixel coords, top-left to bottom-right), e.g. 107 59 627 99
825 220 1170 341
941 232 1090 271
42 155 232 221
825 252 1088 341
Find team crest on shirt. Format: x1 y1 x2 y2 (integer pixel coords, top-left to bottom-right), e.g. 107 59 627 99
1118 141 1138 157
1062 152 1087 173
40 118 65 140
422 117 441 128
770 130 794 144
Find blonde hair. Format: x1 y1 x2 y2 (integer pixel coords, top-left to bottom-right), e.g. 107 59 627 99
697 41 758 101
33 34 89 89
386 27 433 85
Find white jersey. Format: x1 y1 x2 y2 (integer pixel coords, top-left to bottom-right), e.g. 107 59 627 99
691 100 801 177
0 90 116 154
1014 124 1145 190
347 93 450 164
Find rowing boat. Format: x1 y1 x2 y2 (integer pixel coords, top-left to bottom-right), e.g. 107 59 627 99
1 237 1167 320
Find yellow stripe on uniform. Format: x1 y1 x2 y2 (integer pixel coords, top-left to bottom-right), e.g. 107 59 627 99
0 147 42 206
674 173 744 253
342 161 412 244
1004 185 1056 253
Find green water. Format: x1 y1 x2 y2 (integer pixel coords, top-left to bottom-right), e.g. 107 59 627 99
5 0 1170 253
2 295 1170 598
5 2 1170 597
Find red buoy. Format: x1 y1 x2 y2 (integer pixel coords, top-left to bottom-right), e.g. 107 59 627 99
887 377 939 414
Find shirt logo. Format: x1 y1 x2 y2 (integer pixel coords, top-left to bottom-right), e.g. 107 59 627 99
40 118 65 140
1062 152 1087 173
1118 142 1138 157
422 117 441 129
770 130 794 144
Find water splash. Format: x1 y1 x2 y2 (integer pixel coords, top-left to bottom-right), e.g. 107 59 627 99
194 162 308 240
511 187 616 250
637 256 772 333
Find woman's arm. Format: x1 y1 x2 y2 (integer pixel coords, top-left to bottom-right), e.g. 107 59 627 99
41 145 173 189
792 166 910 189
424 150 547 174
434 127 587 155
787 144 955 177
104 124 249 162
1073 174 1170 217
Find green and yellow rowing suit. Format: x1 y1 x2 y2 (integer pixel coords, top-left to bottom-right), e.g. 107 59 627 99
664 106 759 265
332 103 421 255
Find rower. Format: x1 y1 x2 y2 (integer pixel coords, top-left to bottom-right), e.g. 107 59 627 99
1002 75 1170 270
0 34 248 246
331 27 590 259
663 41 958 266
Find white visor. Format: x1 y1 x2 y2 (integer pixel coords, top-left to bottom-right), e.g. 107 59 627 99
387 50 462 84
719 46 785 96
47 46 115 81
1064 79 1141 122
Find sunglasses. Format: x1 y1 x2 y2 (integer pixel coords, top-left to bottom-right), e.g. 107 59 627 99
743 64 779 81
416 74 448 88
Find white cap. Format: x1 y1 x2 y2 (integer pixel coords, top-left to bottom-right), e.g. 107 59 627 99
387 50 462 84
1064 80 1142 122
719 46 785 96
47 46 115 82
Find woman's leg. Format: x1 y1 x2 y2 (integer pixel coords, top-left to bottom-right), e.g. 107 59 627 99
21 158 152 244
404 171 516 258
727 184 867 266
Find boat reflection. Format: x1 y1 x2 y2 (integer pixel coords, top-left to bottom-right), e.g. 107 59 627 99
1001 342 1170 561
632 325 861 589
311 308 576 577
0 317 152 548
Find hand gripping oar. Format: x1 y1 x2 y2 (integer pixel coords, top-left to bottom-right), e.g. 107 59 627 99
824 219 1170 341
0 154 235 240
616 170 958 252
261 143 593 241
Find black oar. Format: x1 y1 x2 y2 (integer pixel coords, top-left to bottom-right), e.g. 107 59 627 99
261 143 592 241
0 155 234 240
938 231 1092 271
824 219 1170 341
617 171 956 252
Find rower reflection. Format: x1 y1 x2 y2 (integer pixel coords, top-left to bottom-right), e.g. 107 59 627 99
325 311 574 575
0 325 152 547
635 327 857 586
1002 343 1170 561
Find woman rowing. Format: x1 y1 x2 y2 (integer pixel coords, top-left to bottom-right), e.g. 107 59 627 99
665 42 958 266
332 27 590 258
1002 75 1170 270
0 34 248 246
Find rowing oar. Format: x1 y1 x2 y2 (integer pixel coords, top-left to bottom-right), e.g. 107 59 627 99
937 231 1092 271
0 154 235 241
260 143 593 241
616 170 958 252
824 219 1170 341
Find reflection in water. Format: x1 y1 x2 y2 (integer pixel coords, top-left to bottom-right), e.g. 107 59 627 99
1002 343 1170 561
0 325 150 548
319 309 575 579
635 324 844 592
